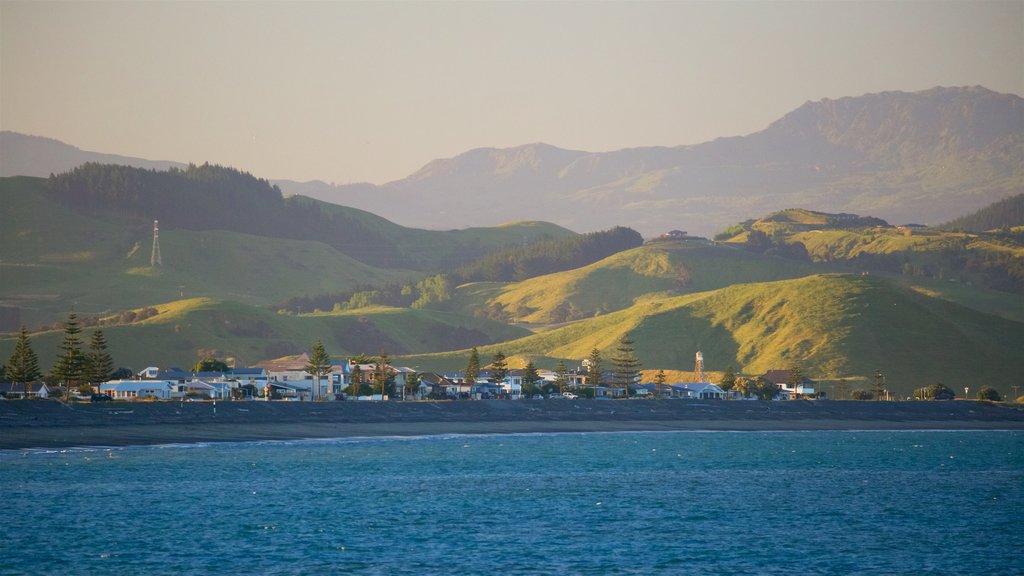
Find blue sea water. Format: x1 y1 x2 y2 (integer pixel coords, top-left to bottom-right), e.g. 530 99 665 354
1 430 1021 575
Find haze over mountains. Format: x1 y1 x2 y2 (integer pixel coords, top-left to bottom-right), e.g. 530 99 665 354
277 86 1024 237
3 86 1021 238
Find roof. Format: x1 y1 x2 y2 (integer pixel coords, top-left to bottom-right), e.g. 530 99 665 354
0 382 49 394
103 381 176 392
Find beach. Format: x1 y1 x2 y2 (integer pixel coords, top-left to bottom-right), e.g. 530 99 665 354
2 398 1022 450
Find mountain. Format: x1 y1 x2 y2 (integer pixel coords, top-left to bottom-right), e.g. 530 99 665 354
0 131 186 176
279 86 1023 237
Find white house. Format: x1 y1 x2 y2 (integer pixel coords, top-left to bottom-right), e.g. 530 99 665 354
99 380 177 400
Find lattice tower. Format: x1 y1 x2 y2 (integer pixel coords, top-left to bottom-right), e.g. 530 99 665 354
695 351 705 383
151 220 162 267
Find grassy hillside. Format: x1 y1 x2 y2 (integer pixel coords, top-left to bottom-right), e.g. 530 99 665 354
402 274 1024 397
0 298 531 371
0 175 574 329
444 240 820 324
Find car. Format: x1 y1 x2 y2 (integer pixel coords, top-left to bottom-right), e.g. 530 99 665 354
531 394 544 400
562 392 578 399
90 394 113 402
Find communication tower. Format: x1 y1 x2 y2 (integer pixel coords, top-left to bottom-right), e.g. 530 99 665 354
695 351 705 383
151 220 162 267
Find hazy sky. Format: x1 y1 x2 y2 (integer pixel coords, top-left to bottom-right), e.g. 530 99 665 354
2 1 1022 185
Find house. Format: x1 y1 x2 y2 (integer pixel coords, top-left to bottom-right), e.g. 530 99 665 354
667 382 726 399
761 370 816 398
415 373 458 399
0 382 53 399
99 380 177 400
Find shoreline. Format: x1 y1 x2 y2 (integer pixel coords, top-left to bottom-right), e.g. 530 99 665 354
3 399 1022 450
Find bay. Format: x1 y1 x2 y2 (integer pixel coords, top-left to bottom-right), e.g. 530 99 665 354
1 430 1021 575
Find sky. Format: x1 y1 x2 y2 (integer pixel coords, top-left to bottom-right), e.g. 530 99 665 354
2 1 1022 185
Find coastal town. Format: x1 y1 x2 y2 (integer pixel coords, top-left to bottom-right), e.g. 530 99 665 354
3 348 823 404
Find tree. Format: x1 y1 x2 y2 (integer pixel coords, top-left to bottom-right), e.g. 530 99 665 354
373 351 392 397
6 325 41 392
787 364 804 399
753 377 779 401
611 334 641 398
404 371 420 400
719 367 736 396
523 361 540 387
84 330 115 388
587 348 603 397
304 340 331 401
850 389 874 400
465 347 480 397
52 311 85 400
733 377 755 398
554 361 569 393
521 360 540 398
490 351 509 383
654 369 667 397
193 357 229 373
349 364 364 397
976 386 1002 401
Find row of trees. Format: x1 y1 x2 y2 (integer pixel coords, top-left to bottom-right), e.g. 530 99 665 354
3 313 116 400
303 341 404 400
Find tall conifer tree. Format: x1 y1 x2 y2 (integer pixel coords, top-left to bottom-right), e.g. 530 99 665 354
305 340 331 401
7 325 41 394
84 330 115 387
490 351 509 383
612 334 641 398
52 312 85 400
465 347 480 397
587 348 603 397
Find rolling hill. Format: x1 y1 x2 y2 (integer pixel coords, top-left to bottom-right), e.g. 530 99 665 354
403 274 1024 397
0 172 573 330
0 298 531 371
443 240 821 324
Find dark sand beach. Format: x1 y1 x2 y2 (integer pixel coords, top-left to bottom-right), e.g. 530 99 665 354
2 399 1022 450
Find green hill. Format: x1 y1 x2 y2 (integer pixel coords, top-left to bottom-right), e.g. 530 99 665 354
403 274 1024 397
941 193 1024 232
0 298 530 370
445 240 820 324
0 174 573 329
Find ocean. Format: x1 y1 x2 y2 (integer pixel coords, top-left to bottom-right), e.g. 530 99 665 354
1 430 1021 575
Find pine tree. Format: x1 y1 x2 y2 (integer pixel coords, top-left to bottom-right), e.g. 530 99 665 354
611 334 641 398
719 367 736 396
84 330 115 387
465 347 480 398
654 369 667 397
587 348 603 397
349 364 363 397
52 311 85 400
304 339 331 401
373 351 391 397
555 361 569 394
490 351 509 383
787 363 804 398
6 325 41 394
523 360 539 389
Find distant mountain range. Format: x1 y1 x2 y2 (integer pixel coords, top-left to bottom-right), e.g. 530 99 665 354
2 86 1021 238
276 86 1024 237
